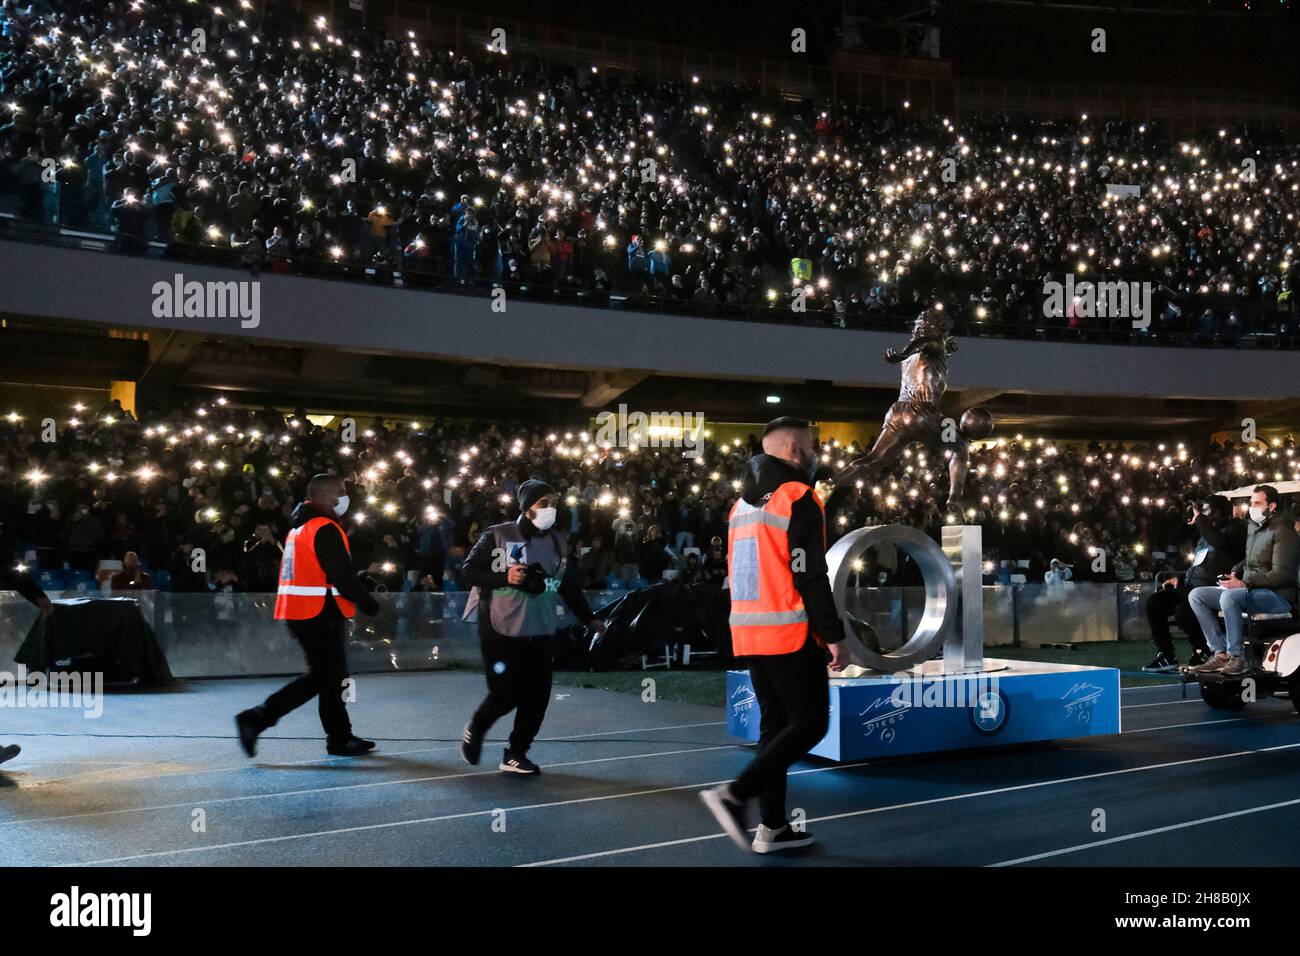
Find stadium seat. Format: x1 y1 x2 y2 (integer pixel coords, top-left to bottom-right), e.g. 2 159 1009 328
96 559 123 589
37 569 66 592
65 570 97 592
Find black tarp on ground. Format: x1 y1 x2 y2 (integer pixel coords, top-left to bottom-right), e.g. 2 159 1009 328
582 581 732 670
15 598 175 687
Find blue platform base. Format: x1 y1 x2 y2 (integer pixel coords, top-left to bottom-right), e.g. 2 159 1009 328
726 659 1121 761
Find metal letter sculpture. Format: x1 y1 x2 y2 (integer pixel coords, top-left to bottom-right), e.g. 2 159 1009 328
825 523 986 674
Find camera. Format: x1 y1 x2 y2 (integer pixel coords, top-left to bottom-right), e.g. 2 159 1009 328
517 562 549 595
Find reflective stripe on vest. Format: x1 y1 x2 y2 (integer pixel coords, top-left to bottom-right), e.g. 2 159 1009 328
726 481 824 656
728 508 791 531
273 516 358 620
729 609 809 626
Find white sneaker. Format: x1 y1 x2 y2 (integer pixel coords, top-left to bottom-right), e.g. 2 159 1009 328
699 784 751 851
752 823 816 854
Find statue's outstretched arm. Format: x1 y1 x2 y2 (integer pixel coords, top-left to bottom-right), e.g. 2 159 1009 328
885 338 921 364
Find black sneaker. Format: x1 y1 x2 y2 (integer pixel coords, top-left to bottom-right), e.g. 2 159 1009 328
460 724 483 766
752 823 816 854
499 750 540 774
1142 654 1178 673
699 784 750 851
0 744 20 768
234 709 264 758
326 737 377 757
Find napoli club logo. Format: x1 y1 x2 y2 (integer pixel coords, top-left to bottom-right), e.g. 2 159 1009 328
970 690 1009 735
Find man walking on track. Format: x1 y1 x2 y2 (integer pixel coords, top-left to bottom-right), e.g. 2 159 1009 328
458 478 606 775
235 474 380 758
700 418 851 853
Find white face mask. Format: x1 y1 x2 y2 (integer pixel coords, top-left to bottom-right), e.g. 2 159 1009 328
1249 504 1269 525
531 506 557 531
333 495 350 517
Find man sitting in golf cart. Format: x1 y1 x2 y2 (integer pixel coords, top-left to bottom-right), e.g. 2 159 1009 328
1189 485 1300 677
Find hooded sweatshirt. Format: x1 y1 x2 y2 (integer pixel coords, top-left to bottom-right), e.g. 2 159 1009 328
737 454 846 647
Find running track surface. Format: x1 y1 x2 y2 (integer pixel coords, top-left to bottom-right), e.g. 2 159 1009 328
1 672 1297 866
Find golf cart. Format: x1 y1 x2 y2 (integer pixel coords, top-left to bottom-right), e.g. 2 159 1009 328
1186 479 1300 712
1190 606 1300 711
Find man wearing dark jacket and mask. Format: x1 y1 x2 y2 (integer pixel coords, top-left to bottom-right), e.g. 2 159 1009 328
235 475 380 758
1 537 53 767
701 418 851 854
458 479 605 774
1190 485 1300 678
1142 495 1245 673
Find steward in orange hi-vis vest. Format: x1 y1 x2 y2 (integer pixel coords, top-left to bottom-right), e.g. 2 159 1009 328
726 457 846 657
274 515 358 620
701 422 851 855
237 480 380 761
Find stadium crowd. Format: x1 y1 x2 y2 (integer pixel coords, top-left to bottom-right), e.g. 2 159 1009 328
0 0 1297 341
2 396 1296 595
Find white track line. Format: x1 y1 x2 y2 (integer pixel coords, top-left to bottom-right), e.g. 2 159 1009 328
1121 699 1202 709
73 758 874 866
14 694 1268 833
1118 686 1190 697
1125 716 1259 733
3 719 726 786
991 796 1300 866
520 741 1300 866
11 706 1250 826
2 743 737 829
77 732 1300 867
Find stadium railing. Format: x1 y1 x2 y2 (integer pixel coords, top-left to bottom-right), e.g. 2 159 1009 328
1 208 1293 349
0 583 1164 680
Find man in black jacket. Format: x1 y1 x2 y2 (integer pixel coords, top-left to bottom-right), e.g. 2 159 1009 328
1 538 53 767
701 418 851 854
235 476 380 758
458 479 605 774
1142 495 1245 672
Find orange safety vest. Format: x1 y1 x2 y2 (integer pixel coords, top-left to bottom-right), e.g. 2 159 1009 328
273 516 358 620
727 480 825 656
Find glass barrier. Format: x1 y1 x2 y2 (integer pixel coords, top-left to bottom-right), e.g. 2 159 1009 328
1118 583 1156 642
0 589 629 680
1 582 1146 679
1015 582 1122 644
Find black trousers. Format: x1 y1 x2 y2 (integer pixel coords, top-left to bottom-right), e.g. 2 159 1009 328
731 636 830 829
258 613 353 744
1146 587 1208 658
469 633 554 755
